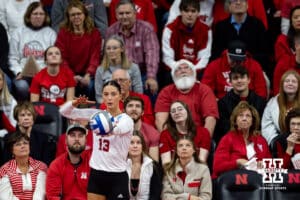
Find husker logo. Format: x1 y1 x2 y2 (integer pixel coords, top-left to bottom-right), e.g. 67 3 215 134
259 159 288 183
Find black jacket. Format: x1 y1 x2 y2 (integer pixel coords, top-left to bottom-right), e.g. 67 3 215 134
214 90 266 144
212 14 268 71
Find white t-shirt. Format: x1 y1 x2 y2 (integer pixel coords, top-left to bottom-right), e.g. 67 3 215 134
59 101 134 172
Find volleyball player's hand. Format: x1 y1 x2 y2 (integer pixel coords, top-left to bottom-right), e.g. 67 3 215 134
72 95 96 107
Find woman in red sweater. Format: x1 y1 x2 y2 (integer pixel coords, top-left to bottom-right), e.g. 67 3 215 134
212 101 271 179
55 0 101 100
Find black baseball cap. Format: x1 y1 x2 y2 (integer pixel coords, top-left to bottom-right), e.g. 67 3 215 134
228 40 246 61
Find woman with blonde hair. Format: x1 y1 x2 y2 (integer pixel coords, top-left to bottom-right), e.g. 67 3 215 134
55 0 101 101
262 70 300 144
0 68 17 137
95 35 142 103
213 101 271 179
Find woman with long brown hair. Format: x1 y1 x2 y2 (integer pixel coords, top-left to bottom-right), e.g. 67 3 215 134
159 100 211 166
55 0 101 100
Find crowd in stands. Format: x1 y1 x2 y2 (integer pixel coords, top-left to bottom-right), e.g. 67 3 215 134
1 0 300 199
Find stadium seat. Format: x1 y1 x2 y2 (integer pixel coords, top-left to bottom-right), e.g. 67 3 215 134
215 169 265 200
268 169 300 200
32 101 63 138
269 134 288 158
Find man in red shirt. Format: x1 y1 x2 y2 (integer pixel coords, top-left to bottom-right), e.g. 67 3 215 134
46 124 91 200
202 40 267 99
155 59 218 136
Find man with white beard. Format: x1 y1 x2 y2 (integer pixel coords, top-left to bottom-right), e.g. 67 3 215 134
154 59 218 137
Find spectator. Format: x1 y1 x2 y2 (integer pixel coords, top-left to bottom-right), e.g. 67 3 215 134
0 0 37 38
30 46 76 106
0 131 47 199
55 0 101 101
59 81 134 200
9 2 56 101
126 131 162 199
51 0 107 37
202 40 267 99
162 0 212 73
213 101 271 179
281 0 300 35
212 0 268 74
106 0 160 96
277 107 300 169
262 70 300 144
101 69 154 126
213 0 268 29
0 22 13 90
95 35 143 103
124 96 159 161
108 0 157 32
55 118 93 157
215 65 266 144
273 32 300 94
162 137 212 200
274 5 300 62
155 59 218 136
2 101 56 165
46 124 91 200
167 0 215 27
0 68 17 131
159 100 211 166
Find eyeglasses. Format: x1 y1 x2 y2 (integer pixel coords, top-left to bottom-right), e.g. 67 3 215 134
113 78 128 83
170 106 185 114
69 12 83 17
14 141 29 147
290 122 300 127
31 12 45 16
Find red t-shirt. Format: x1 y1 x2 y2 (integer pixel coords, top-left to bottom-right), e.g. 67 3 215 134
30 66 76 106
155 82 219 127
159 126 211 156
140 122 160 148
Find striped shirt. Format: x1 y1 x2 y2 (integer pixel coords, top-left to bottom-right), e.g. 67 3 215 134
106 20 160 79
0 157 47 200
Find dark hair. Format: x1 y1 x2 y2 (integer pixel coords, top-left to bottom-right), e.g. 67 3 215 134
13 101 37 122
229 65 249 80
179 0 200 12
124 96 145 110
44 45 62 62
287 5 300 50
164 137 200 173
164 100 196 141
103 80 122 93
285 107 300 134
24 2 50 28
6 131 30 154
116 0 136 11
